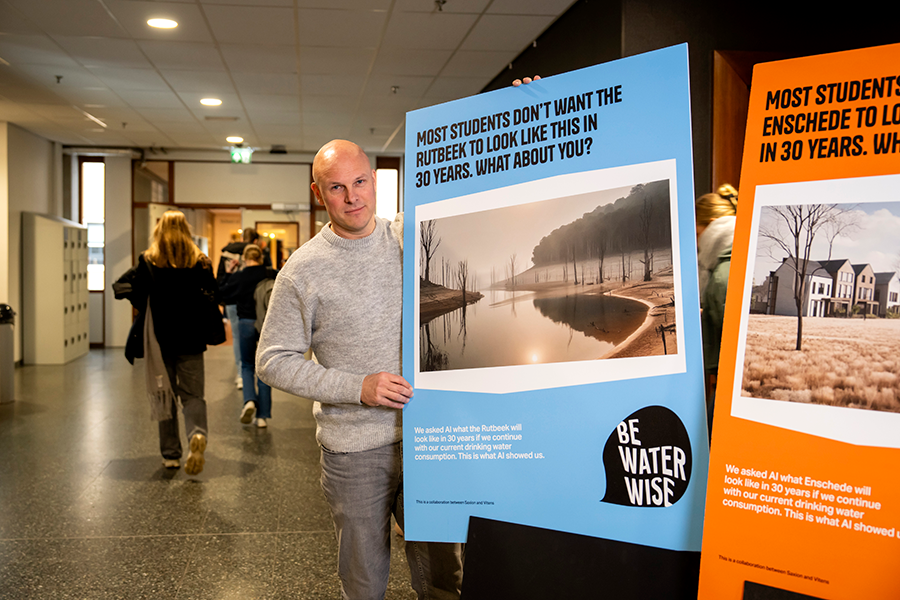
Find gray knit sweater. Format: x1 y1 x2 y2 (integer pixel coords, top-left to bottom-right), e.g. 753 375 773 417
257 215 404 453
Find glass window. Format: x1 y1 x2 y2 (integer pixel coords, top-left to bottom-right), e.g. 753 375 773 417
82 161 105 291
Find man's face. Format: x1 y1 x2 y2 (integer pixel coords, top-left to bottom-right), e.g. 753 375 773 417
311 144 377 240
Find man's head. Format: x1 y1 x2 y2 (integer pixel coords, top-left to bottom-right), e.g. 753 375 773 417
311 139 377 240
242 227 259 243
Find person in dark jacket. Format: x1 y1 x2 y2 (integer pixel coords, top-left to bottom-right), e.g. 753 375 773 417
219 244 277 427
217 227 260 389
114 210 222 474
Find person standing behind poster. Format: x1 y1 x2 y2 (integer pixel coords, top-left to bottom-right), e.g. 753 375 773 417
257 139 463 600
695 184 738 436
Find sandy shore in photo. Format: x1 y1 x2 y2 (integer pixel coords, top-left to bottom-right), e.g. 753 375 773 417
603 268 677 359
419 280 483 324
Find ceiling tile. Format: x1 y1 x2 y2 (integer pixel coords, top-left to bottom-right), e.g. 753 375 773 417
104 1 214 43
373 47 451 76
442 49 515 77
153 120 208 134
487 0 576 16
382 12 477 50
423 75 485 100
299 74 363 96
298 47 374 76
460 15 551 51
89 66 170 91
5 0 127 37
363 74 432 98
204 5 295 44
241 94 300 111
176 91 242 111
51 36 150 69
0 68 70 104
0 4 44 35
232 72 299 95
116 89 186 108
134 107 197 122
296 8 386 48
395 0 488 13
247 109 301 125
0 34 80 67
296 0 391 8
162 69 234 93
220 43 297 73
200 0 294 6
53 87 129 109
300 94 356 112
252 124 303 137
13 64 107 89
138 41 225 70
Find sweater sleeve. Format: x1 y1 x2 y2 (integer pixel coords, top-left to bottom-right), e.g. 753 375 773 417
256 272 366 405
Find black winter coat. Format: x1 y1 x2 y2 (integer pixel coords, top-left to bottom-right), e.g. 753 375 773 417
113 254 221 363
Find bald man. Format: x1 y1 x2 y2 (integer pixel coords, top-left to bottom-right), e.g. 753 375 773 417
258 140 463 600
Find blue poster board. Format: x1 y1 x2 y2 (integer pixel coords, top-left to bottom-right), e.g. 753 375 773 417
402 44 709 552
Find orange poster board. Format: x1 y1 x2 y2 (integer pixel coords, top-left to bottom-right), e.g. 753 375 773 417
698 43 900 599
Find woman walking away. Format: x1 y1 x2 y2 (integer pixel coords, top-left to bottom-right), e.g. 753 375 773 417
695 183 738 439
219 244 277 427
113 210 224 475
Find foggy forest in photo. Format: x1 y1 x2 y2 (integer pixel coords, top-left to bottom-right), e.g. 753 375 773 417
419 179 678 372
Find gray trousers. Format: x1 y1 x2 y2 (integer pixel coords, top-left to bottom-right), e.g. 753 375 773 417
158 353 207 460
321 442 463 600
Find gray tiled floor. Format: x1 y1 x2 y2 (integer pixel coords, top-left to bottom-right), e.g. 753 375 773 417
0 345 416 599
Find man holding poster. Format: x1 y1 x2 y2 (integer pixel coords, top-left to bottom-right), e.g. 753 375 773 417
257 140 463 600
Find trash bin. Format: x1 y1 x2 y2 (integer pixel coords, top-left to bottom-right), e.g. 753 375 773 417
0 304 15 404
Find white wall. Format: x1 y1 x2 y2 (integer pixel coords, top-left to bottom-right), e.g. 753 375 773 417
104 156 133 348
0 123 8 310
174 162 311 206
7 124 60 361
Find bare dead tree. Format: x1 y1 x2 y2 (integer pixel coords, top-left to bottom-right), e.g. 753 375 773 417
639 196 654 281
595 236 607 285
420 220 441 283
568 241 579 284
457 260 469 305
508 253 518 290
822 206 861 260
759 204 850 351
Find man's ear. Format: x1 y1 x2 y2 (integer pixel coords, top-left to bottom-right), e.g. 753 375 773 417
310 181 324 205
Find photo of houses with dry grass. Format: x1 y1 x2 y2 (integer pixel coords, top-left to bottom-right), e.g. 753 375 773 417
742 200 900 413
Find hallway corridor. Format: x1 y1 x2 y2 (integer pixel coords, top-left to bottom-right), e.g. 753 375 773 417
0 345 415 599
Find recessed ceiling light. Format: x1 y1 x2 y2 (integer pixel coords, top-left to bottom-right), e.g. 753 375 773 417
200 98 222 106
147 18 178 29
226 136 244 144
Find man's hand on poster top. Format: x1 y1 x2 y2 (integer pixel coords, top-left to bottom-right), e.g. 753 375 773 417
512 75 541 87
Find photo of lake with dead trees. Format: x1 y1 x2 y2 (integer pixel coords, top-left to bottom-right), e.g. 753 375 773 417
418 179 678 372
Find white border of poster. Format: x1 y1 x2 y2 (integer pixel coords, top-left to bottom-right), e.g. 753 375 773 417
413 160 686 393
731 173 900 448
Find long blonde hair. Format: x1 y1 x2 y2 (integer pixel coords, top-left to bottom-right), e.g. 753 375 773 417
144 210 203 268
695 183 738 228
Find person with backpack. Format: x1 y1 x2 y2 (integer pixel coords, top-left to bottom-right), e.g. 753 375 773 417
219 244 278 427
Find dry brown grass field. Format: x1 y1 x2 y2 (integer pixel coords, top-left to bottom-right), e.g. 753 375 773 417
742 315 900 413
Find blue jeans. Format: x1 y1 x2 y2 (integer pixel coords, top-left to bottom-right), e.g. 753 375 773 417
238 318 272 418
321 442 463 600
225 304 240 368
